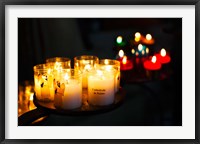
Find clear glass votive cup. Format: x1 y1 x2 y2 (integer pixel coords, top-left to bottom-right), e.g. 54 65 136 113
87 69 115 106
99 59 120 93
54 69 82 110
46 57 71 69
74 55 99 89
33 63 55 102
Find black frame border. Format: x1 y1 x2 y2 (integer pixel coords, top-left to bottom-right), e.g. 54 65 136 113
0 0 199 144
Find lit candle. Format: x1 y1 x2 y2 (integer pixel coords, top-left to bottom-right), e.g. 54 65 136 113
136 44 148 58
131 49 135 55
18 82 36 116
116 36 126 47
142 34 155 45
118 49 124 58
138 44 143 52
146 47 149 55
46 57 71 101
134 32 141 42
88 70 115 106
74 55 99 90
146 34 152 41
54 69 82 110
143 56 161 70
33 64 55 102
120 56 133 71
99 59 120 93
155 48 171 64
29 93 36 110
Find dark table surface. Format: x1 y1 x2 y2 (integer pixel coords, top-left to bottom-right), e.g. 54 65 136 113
22 76 181 126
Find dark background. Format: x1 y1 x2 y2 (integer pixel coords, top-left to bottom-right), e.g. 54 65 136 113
18 18 182 126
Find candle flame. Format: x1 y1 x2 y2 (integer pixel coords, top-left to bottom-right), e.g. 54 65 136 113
47 68 51 74
146 34 152 41
84 64 91 71
116 36 123 44
119 50 124 58
65 73 69 80
54 62 62 72
146 47 149 54
135 37 140 42
131 49 135 54
160 48 166 57
135 32 141 39
104 59 109 65
151 56 157 63
29 93 34 101
138 44 143 51
142 50 145 55
122 56 127 64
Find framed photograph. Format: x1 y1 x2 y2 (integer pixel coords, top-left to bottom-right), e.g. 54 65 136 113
0 0 199 143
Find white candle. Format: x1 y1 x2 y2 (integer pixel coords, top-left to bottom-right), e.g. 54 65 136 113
99 59 120 93
74 56 99 90
55 71 82 110
100 65 119 93
88 70 115 106
62 78 82 109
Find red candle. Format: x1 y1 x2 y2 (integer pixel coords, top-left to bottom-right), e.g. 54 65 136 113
143 56 161 70
155 48 171 64
119 56 133 71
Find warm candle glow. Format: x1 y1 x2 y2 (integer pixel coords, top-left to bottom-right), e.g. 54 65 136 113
160 48 166 57
135 32 141 39
29 93 34 101
65 73 69 81
119 50 124 58
116 36 123 44
146 47 149 54
97 70 103 76
151 56 157 63
47 68 51 74
104 59 109 65
84 64 91 71
54 62 62 72
136 52 139 56
131 49 135 54
146 34 152 40
138 44 143 51
142 50 145 55
122 56 127 64
135 38 140 42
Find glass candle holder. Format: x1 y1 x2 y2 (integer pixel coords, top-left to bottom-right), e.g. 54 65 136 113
54 69 82 110
18 81 36 116
46 57 71 68
46 57 71 91
33 64 55 102
46 57 71 77
74 55 99 89
88 69 115 106
99 59 120 93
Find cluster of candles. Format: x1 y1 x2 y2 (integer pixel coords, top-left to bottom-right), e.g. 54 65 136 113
18 81 36 116
33 56 120 110
131 32 155 45
118 48 171 72
115 32 171 72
